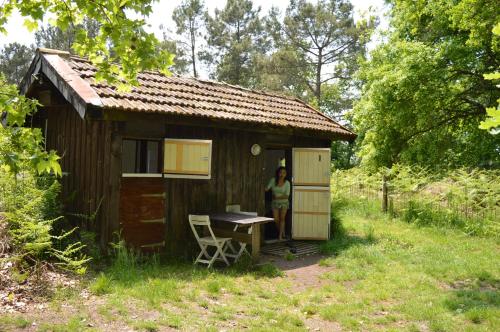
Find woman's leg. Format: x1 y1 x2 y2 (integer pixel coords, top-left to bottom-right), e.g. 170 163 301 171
279 208 287 240
272 208 280 237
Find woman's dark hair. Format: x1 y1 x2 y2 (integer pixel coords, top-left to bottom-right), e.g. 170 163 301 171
275 166 287 184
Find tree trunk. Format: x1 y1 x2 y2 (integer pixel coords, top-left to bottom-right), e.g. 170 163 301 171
191 30 197 78
315 50 322 106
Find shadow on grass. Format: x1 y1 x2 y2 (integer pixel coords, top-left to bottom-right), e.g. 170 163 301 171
319 197 379 256
320 233 377 257
444 278 500 324
87 248 284 294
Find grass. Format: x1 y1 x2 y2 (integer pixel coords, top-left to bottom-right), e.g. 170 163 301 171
0 200 498 331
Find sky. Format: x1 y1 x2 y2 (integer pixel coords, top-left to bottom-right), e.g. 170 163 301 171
0 0 388 45
0 0 388 79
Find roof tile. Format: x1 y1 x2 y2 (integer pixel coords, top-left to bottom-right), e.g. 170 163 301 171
61 54 355 138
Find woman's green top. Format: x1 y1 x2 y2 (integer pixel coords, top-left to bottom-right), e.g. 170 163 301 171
266 178 290 203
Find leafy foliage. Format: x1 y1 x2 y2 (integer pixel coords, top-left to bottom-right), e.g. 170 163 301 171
0 173 89 274
34 18 100 52
203 0 268 86
353 0 500 169
0 76 61 177
275 0 375 104
0 0 173 88
0 43 34 84
332 166 500 238
479 22 500 133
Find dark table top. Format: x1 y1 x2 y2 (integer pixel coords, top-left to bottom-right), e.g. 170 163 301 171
209 212 274 225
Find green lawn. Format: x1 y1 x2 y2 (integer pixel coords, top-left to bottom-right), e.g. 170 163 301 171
1 204 499 331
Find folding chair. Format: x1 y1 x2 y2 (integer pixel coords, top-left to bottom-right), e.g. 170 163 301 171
225 204 241 213
225 205 256 261
189 214 232 268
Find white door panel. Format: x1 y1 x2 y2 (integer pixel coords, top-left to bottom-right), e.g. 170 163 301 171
292 148 331 240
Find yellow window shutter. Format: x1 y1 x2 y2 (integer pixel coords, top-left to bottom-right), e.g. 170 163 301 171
163 139 212 179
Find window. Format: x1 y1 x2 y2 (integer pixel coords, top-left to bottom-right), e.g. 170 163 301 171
163 138 212 179
122 139 162 176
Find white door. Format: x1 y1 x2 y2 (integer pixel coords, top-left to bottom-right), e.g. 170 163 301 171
292 148 331 240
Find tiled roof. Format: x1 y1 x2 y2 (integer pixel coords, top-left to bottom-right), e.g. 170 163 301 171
33 49 355 139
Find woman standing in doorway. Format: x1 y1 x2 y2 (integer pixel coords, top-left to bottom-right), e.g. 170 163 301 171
265 166 290 241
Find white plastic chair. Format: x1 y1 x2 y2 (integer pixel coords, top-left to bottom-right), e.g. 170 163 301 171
225 205 257 261
189 215 232 268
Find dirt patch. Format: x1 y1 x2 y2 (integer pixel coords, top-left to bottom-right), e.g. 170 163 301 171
305 317 342 331
261 254 335 291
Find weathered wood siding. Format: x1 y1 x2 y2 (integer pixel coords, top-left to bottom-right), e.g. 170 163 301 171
44 104 120 248
119 115 330 256
43 101 330 255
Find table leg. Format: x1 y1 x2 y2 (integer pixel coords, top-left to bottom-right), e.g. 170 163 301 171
251 223 261 262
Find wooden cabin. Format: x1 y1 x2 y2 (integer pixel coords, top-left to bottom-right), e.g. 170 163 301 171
20 48 356 255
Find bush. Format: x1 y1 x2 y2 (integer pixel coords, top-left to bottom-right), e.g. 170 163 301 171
0 172 89 274
331 166 500 238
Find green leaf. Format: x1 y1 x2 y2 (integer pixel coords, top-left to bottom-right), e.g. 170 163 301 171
23 19 38 32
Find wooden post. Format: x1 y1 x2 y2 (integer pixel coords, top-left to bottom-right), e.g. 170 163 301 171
382 175 388 213
251 223 261 262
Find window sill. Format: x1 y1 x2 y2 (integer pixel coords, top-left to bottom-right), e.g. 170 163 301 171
122 173 163 178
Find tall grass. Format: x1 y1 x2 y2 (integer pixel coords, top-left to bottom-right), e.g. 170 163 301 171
331 166 500 238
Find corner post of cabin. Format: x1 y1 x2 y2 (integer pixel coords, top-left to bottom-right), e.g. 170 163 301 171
108 122 123 245
251 223 261 262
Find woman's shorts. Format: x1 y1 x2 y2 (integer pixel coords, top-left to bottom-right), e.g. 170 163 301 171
272 200 289 210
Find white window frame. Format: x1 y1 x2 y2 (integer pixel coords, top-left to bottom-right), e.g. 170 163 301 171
122 173 163 178
163 138 213 180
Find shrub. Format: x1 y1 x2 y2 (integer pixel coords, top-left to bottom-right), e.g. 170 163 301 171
0 172 89 274
331 166 500 238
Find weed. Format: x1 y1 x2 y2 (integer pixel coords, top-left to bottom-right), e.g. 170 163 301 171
284 250 295 261
90 272 112 295
133 320 159 332
254 263 284 277
0 315 31 329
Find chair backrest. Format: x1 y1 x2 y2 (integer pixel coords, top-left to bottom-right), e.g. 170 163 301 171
226 204 241 213
188 214 217 242
189 214 210 226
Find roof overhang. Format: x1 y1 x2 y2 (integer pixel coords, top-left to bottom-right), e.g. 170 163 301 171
19 49 356 141
19 48 102 119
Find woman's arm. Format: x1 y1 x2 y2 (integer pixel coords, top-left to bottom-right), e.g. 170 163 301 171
274 182 290 199
265 178 273 192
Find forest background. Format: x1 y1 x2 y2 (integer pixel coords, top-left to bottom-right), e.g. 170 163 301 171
1 0 497 171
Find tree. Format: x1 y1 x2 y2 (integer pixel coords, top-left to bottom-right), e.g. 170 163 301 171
0 0 174 173
172 0 205 78
34 18 100 52
159 28 190 75
353 0 500 170
479 22 500 134
0 0 173 88
203 0 268 86
0 42 34 84
0 0 172 273
273 0 375 106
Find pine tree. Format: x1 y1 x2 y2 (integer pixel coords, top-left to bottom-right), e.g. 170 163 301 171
273 0 374 105
172 0 205 78
0 43 35 84
203 0 269 86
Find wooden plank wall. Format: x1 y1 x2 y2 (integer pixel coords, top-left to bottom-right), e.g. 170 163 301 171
122 118 329 256
44 105 118 248
45 105 331 255
161 125 267 255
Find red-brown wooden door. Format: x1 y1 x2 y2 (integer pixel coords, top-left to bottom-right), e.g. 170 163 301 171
119 177 165 251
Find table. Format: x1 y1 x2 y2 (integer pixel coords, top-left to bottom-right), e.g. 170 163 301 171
209 212 274 261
